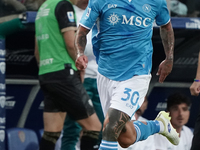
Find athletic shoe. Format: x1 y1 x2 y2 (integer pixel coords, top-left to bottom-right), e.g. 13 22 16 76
155 111 180 145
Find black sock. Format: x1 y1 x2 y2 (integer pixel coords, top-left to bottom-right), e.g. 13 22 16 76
39 137 55 150
39 131 61 150
80 131 100 150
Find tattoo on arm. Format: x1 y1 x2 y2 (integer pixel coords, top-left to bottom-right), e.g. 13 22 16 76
160 22 174 61
75 26 89 56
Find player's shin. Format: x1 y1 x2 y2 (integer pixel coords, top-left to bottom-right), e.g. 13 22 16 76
133 120 160 142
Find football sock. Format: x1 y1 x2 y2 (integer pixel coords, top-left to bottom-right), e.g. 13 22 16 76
158 120 164 133
80 130 100 150
39 137 55 150
39 131 61 150
133 120 160 142
99 140 118 150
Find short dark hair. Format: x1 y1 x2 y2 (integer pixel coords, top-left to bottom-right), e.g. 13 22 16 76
167 92 191 111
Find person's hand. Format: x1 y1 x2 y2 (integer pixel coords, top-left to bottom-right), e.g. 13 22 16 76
156 59 173 83
190 81 200 96
75 54 88 70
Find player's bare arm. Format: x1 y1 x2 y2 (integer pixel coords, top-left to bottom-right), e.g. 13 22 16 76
75 25 90 70
160 22 174 61
190 51 200 96
157 22 174 83
63 30 77 61
75 25 90 56
194 50 200 80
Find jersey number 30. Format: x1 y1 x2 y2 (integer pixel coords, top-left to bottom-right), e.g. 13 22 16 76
121 88 139 106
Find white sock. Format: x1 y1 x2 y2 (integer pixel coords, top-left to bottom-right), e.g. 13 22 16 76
158 121 164 133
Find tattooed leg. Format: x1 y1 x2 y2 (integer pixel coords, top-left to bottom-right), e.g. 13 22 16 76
102 108 130 141
118 120 137 148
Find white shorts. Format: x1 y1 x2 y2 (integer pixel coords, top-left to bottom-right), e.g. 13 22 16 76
97 72 151 120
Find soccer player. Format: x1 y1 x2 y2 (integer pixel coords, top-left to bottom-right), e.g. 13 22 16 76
74 0 180 149
190 50 200 150
154 92 193 150
34 0 102 149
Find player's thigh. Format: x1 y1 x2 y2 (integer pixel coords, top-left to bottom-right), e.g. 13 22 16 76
111 74 151 118
40 68 96 121
43 112 66 132
77 113 101 131
97 72 114 117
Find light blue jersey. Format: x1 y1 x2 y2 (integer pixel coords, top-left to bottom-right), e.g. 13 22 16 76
80 0 170 81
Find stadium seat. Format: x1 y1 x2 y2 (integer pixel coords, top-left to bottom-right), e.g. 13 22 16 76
38 129 43 140
6 128 39 150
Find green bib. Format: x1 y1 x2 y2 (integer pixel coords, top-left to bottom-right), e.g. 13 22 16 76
35 0 77 75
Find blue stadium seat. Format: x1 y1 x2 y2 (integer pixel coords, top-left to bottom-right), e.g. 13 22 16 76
6 128 39 150
38 129 43 140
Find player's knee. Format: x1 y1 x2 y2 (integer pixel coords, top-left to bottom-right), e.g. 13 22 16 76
118 136 135 148
81 114 102 131
42 131 61 144
82 130 100 139
118 132 136 148
95 120 102 131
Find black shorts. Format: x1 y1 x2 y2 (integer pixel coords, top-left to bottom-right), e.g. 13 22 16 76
39 64 95 120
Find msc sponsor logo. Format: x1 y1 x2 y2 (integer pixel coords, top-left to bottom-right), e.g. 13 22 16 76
122 15 151 27
108 13 121 25
0 49 5 56
108 13 152 27
186 19 200 29
0 130 5 142
0 96 5 108
0 62 5 74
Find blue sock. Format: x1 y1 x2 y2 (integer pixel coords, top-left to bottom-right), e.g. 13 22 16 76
133 120 160 142
99 140 118 150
